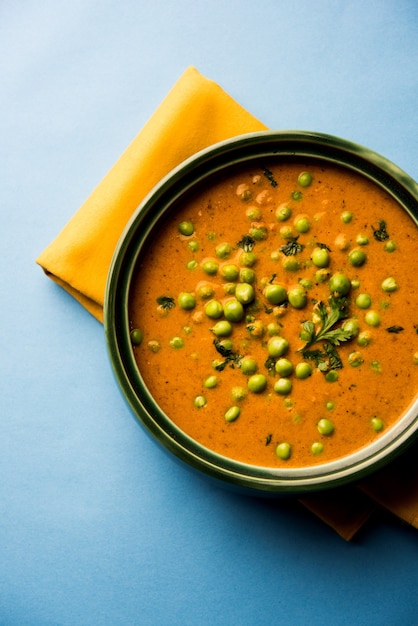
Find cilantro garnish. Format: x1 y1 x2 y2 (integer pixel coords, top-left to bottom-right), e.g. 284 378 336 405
262 167 278 188
372 219 390 242
237 235 255 252
213 339 242 370
279 237 305 256
299 297 354 371
156 296 175 310
386 326 404 334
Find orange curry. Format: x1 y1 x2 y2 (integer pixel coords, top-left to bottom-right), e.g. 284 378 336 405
129 160 418 467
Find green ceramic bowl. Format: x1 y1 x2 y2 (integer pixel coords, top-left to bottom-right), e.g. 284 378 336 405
104 130 418 495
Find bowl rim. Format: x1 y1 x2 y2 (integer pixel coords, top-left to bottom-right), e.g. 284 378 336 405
104 129 418 494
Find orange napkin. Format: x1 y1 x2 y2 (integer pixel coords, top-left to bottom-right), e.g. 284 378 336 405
37 66 418 540
36 67 267 322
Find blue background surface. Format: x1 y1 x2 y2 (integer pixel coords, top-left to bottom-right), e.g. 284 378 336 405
2 2 418 624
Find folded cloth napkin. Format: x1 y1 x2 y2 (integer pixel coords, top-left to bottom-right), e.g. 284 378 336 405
37 66 418 540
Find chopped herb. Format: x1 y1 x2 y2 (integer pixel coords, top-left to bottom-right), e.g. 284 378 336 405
156 296 175 310
265 434 272 446
213 339 242 370
372 219 390 242
324 342 344 370
386 325 404 333
268 273 277 284
316 242 332 252
264 355 277 375
300 298 353 349
279 237 305 256
237 235 255 252
262 167 278 187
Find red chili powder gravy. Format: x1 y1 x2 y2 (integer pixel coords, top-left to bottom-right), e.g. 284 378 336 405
129 160 418 468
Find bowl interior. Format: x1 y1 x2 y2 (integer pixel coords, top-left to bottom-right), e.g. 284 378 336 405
104 130 418 494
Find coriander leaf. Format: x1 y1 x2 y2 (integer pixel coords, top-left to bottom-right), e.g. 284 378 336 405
213 339 242 369
279 237 305 256
386 325 404 333
237 235 255 252
372 219 390 242
262 167 278 187
156 296 175 310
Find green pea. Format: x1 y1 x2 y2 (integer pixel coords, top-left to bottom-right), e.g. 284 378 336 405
186 259 199 271
169 336 184 349
249 226 268 241
356 234 369 246
239 268 256 284
240 357 258 375
413 352 418 366
267 322 281 337
326 401 335 411
223 282 236 295
273 378 292 395
280 225 294 240
342 318 360 338
348 248 367 267
311 247 330 268
299 278 313 290
275 442 291 460
295 362 312 379
341 211 353 224
130 328 143 345
220 263 240 281
196 282 215 300
275 358 294 377
282 257 301 272
187 260 198 271
371 360 382 373
211 320 232 337
317 418 335 436
215 242 233 259
231 386 247 401
225 406 241 422
298 171 313 187
223 299 244 322
267 336 289 358
147 340 161 353
329 272 351 296
365 310 381 327
239 251 257 267
235 282 255 305
311 442 324 456
384 240 396 252
294 215 310 233
178 220 194 236
381 277 398 293
325 370 339 382
351 279 360 289
194 395 207 408
355 293 372 309
287 286 307 309
291 190 303 201
204 375 218 389
357 330 372 347
371 417 384 432
275 204 292 222
264 284 287 305
246 206 262 220
178 292 196 310
188 240 199 252
247 374 267 393
201 259 218 275
348 351 364 367
204 300 223 319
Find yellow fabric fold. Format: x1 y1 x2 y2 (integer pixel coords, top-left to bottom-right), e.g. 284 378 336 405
36 66 267 322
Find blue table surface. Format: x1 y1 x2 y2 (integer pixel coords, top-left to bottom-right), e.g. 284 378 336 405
2 2 418 624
